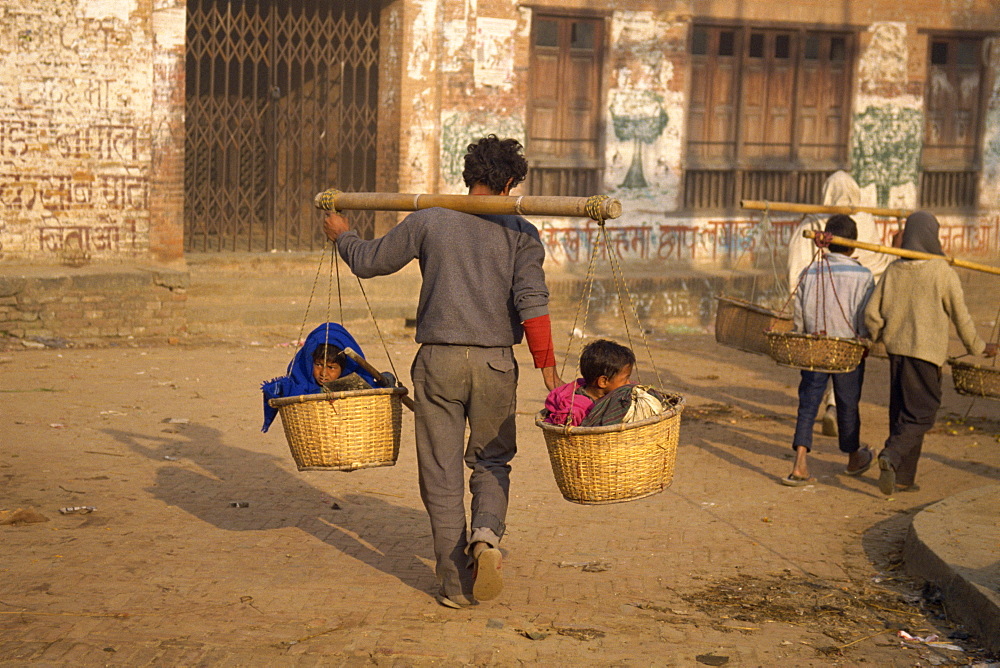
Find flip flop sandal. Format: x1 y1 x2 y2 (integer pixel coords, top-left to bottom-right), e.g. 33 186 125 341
436 592 476 609
844 448 874 476
780 474 814 487
472 548 503 601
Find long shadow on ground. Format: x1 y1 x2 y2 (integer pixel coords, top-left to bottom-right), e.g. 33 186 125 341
103 423 436 595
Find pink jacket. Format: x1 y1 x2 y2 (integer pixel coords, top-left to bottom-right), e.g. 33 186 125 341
544 378 594 426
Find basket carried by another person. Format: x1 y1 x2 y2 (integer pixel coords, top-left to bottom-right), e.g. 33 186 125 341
261 322 410 472
269 387 406 471
715 296 793 356
948 358 1000 399
535 392 685 505
765 331 869 373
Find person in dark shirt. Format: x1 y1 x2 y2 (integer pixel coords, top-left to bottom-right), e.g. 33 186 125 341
323 135 560 608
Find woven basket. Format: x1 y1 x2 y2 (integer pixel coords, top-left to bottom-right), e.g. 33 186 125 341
269 387 406 471
765 331 869 373
535 393 685 505
715 296 793 355
949 359 1000 399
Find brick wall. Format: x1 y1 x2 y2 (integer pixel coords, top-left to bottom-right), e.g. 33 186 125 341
0 268 187 342
0 0 186 264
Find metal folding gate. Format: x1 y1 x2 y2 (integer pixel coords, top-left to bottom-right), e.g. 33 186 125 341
184 0 379 251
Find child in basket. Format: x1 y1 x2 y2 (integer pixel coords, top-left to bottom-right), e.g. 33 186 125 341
544 339 665 427
260 322 378 432
311 343 378 392
783 215 875 487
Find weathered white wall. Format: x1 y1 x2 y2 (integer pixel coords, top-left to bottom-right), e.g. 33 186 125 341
0 0 167 263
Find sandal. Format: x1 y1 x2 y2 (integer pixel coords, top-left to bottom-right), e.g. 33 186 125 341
472 547 503 601
780 473 814 487
844 447 874 476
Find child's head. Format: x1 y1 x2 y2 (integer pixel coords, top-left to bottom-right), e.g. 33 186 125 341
312 344 346 385
825 214 857 255
580 339 635 394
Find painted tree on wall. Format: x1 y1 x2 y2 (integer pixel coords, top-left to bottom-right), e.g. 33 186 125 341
610 90 668 189
850 105 922 206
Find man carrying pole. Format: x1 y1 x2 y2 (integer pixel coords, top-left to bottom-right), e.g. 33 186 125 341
322 135 561 608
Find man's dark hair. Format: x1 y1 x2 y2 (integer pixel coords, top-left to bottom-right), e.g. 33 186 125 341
825 214 858 254
462 134 528 193
312 343 345 364
579 339 635 384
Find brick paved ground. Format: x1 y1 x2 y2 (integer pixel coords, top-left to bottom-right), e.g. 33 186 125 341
3 308 999 667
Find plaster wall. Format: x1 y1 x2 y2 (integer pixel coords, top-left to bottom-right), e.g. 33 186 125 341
400 0 1000 263
0 0 185 266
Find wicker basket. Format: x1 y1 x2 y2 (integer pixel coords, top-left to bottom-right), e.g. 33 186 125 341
269 387 406 471
535 393 685 505
949 359 1000 399
715 296 793 355
765 331 869 373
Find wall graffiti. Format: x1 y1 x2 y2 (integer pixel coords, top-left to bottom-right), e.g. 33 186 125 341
604 10 686 205
38 220 138 253
0 174 149 211
55 124 142 161
540 218 799 265
609 90 668 189
0 0 155 260
541 215 1000 266
851 106 922 207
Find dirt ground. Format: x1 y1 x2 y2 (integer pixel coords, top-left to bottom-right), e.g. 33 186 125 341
1 268 1000 667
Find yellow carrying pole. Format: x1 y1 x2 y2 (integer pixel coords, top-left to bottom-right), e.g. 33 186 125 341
314 189 623 222
802 229 1000 276
742 199 910 218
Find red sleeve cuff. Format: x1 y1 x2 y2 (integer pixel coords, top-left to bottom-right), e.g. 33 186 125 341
523 314 556 369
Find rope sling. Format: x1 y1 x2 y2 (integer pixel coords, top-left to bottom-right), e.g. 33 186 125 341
763 230 870 374
535 202 686 505
267 242 410 472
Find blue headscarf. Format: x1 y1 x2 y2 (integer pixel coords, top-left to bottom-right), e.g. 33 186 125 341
260 323 376 432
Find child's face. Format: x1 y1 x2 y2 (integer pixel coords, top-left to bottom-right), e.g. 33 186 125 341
313 358 343 385
588 363 634 397
604 364 633 392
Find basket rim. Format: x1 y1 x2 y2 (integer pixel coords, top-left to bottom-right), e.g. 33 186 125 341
765 331 872 347
269 386 406 408
715 295 792 320
947 358 1000 373
534 392 686 435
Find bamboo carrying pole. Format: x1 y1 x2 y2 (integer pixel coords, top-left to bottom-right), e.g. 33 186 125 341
314 189 623 222
802 229 1000 276
742 199 910 218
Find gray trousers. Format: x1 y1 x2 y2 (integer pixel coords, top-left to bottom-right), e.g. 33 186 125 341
411 344 518 598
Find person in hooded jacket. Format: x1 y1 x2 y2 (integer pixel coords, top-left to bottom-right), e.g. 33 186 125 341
864 211 997 495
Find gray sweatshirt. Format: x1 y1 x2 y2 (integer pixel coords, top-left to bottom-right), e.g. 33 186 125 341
336 207 550 347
